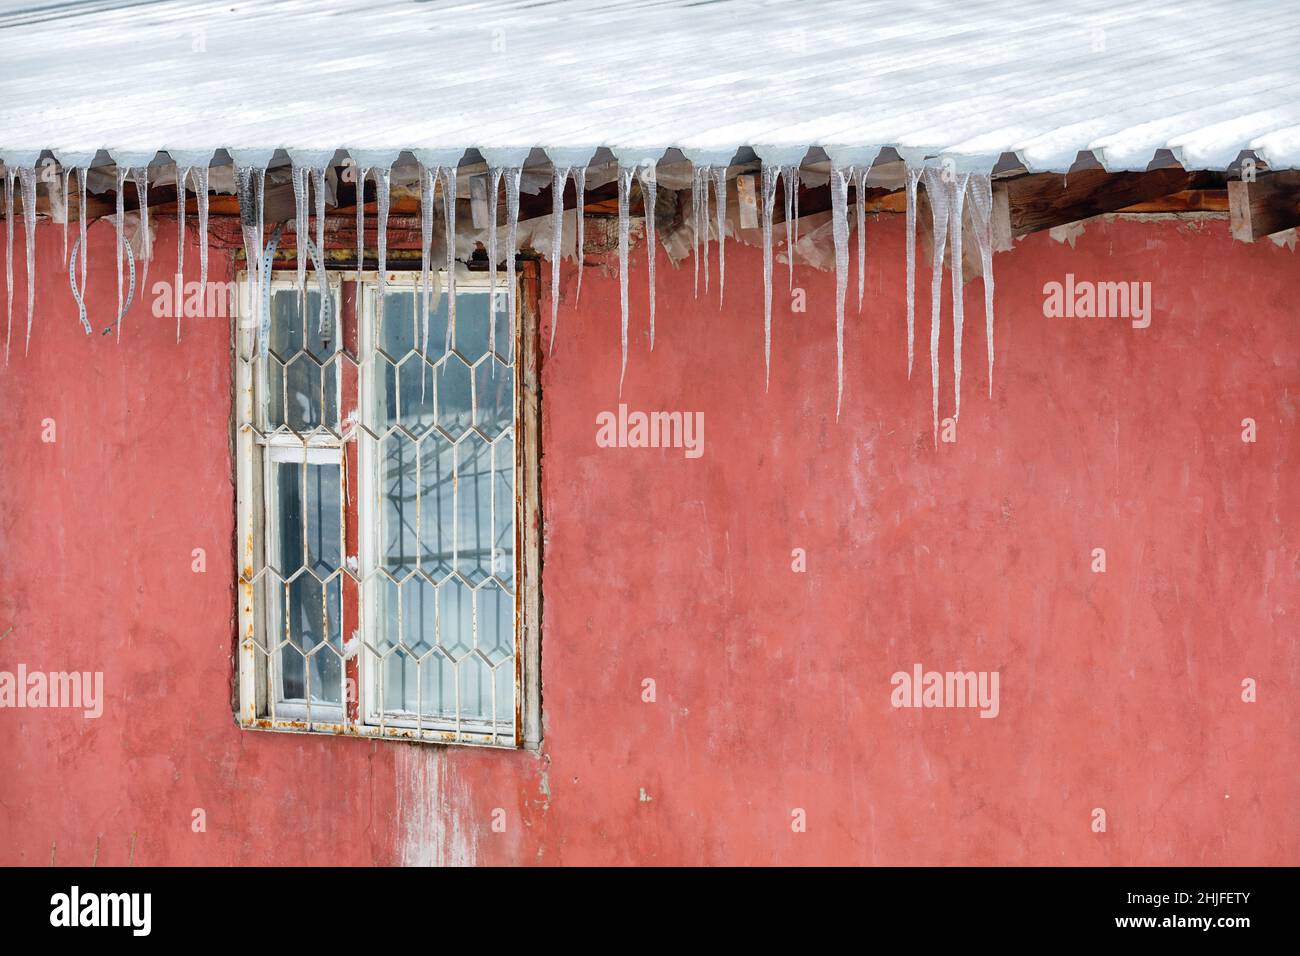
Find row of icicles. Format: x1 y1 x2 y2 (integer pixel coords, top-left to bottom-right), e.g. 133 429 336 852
2 159 995 441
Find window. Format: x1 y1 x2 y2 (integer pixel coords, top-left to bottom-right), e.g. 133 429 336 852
234 266 541 748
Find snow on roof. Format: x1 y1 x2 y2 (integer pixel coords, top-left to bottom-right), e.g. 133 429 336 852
1 0 1298 172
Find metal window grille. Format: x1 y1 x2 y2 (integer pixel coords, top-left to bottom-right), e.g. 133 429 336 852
235 267 541 748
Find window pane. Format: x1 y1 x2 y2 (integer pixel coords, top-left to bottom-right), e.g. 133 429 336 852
375 291 435 436
265 289 339 433
272 459 344 707
370 284 515 727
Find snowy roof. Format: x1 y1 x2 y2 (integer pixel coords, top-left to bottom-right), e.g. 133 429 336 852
1 0 1299 172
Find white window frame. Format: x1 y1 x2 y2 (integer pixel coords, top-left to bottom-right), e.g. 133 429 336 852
234 266 542 750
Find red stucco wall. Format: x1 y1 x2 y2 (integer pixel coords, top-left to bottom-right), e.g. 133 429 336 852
1 211 1296 865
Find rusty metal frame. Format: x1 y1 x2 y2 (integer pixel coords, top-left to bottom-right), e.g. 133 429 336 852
234 263 542 750
518 261 543 749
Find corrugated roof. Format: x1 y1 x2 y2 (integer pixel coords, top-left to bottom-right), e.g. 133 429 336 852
1 0 1298 171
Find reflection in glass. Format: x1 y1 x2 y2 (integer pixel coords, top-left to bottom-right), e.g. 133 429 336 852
372 285 515 725
266 289 338 432
273 460 343 707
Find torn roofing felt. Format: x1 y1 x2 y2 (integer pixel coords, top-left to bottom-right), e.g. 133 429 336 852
1 0 1299 173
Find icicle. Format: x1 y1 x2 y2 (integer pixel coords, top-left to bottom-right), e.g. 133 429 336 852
783 165 799 289
256 223 284 358
504 165 521 364
311 167 326 332
176 167 188 280
355 166 368 273
712 166 727 306
236 166 258 298
616 165 633 393
760 163 779 390
78 169 88 321
487 167 501 359
701 167 711 293
132 166 151 296
115 165 127 340
792 167 800 240
61 166 71 267
256 167 266 322
904 164 922 379
691 165 703 298
415 165 433 403
375 164 391 319
68 230 92 335
4 169 14 363
441 166 457 355
966 174 996 397
549 165 568 353
236 166 265 347
16 167 36 354
855 167 867 312
177 166 189 341
293 164 309 307
638 163 657 350
949 170 970 421
920 166 950 447
419 164 434 360
194 166 209 296
830 165 850 420
573 165 586 306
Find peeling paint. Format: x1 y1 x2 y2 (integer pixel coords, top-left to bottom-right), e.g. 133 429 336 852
1049 220 1088 246
1267 227 1297 251
535 752 552 812
394 745 477 867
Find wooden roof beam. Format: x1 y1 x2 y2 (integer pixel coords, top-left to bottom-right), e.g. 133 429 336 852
995 167 1217 240
1228 170 1300 241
